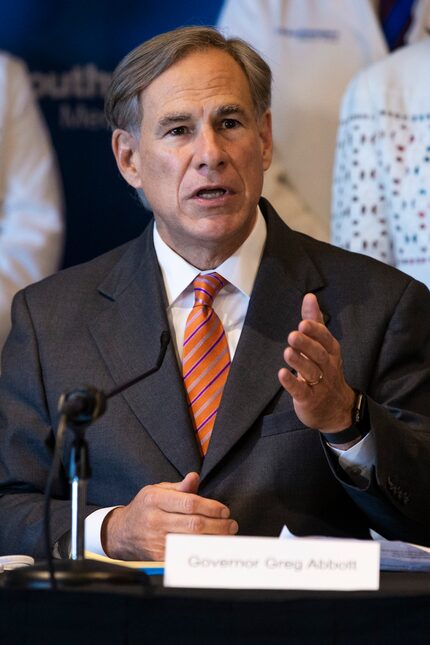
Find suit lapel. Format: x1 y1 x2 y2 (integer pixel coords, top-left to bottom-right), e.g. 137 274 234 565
201 201 327 480
86 203 329 482
88 225 202 477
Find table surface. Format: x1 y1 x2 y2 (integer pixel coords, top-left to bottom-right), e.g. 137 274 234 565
2 570 430 645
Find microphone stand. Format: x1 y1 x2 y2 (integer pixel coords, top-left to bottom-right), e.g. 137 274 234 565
5 332 170 591
69 426 90 562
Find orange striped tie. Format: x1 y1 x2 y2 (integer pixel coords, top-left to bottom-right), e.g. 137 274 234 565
182 273 231 455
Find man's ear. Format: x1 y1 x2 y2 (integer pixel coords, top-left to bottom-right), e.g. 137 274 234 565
259 110 273 171
111 129 142 188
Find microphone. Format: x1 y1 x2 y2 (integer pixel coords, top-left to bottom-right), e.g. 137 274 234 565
58 330 171 428
4 330 172 591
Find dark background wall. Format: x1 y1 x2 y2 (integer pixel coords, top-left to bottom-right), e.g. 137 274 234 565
0 0 224 268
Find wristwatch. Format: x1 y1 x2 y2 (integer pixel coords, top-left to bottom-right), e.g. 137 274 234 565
321 392 369 445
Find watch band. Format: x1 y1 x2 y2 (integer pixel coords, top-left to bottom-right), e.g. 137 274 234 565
321 392 369 445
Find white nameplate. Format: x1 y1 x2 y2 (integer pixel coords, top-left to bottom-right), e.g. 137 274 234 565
164 535 380 590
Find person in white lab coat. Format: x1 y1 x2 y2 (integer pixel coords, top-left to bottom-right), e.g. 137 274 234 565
217 0 430 241
0 52 63 356
332 37 430 288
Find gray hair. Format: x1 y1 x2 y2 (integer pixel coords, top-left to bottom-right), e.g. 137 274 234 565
104 25 272 133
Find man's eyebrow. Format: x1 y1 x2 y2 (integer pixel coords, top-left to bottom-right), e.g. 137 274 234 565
157 113 192 129
216 104 246 117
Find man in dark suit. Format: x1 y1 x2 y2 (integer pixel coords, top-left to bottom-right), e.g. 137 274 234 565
1 27 430 561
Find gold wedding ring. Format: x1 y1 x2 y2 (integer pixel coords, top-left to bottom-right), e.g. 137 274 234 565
305 373 323 387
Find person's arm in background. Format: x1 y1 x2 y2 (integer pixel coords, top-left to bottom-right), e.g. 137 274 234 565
0 54 63 352
331 69 393 264
264 148 329 240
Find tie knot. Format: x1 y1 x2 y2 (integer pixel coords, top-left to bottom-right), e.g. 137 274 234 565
193 272 226 307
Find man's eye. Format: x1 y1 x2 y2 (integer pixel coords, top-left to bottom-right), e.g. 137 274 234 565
168 126 188 136
222 119 240 129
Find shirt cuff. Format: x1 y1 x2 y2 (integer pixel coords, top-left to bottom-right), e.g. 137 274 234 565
328 431 375 484
85 506 121 556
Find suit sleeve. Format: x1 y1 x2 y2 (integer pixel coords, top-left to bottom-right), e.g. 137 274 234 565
327 277 430 544
0 290 100 558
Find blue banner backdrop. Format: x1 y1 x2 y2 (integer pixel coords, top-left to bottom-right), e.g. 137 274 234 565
0 0 224 267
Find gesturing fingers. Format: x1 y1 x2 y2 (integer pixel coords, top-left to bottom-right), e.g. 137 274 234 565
158 508 238 537
142 482 231 520
133 483 238 559
279 293 356 432
301 292 324 323
158 471 200 495
103 474 239 561
278 366 312 402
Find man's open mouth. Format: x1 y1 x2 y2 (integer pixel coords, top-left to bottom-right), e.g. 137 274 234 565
195 188 227 199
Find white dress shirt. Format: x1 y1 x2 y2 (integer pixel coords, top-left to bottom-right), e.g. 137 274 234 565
85 208 374 556
154 208 266 361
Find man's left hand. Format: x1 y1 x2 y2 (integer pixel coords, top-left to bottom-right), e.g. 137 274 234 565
278 293 356 433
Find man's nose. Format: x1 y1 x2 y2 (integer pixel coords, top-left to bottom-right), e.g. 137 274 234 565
193 127 226 171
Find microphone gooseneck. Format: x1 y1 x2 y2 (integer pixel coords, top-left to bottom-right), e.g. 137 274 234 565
34 330 172 589
58 330 170 429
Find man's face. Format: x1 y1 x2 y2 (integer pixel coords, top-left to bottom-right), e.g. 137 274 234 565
113 48 272 265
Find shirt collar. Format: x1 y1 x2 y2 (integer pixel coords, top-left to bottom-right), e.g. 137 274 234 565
153 207 267 305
